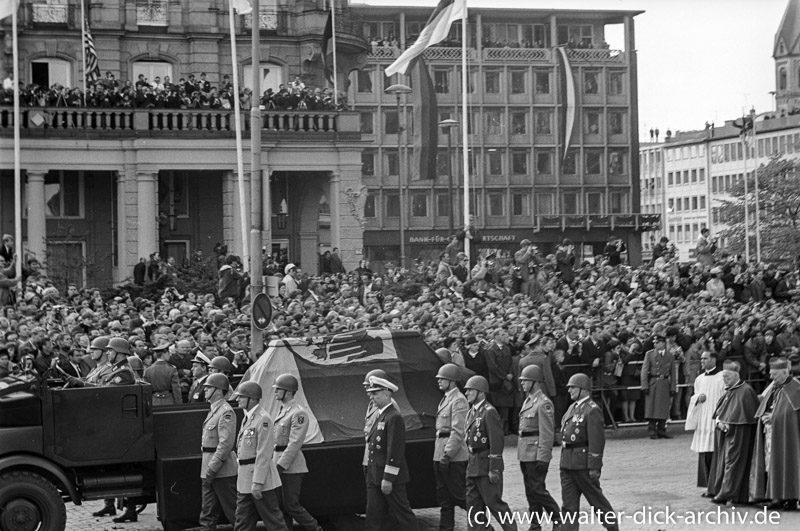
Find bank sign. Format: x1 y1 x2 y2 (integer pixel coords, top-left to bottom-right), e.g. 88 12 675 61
408 234 519 244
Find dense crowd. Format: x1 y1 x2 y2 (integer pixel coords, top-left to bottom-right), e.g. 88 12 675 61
2 231 800 432
0 72 345 111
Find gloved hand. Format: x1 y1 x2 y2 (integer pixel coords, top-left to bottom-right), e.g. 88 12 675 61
381 479 393 495
488 471 500 484
252 483 263 500
438 455 450 472
205 468 217 481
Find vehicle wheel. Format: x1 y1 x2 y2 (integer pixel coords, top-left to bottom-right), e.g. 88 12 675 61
0 470 67 531
136 503 147 514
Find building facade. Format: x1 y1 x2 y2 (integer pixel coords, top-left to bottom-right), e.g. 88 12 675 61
1 0 649 289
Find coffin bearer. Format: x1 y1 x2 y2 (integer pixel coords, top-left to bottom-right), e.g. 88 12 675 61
199 373 238 531
463 375 516 531
272 374 322 531
232 381 288 531
641 333 676 439
560 374 618 531
364 374 419 531
518 365 561 531
433 363 469 531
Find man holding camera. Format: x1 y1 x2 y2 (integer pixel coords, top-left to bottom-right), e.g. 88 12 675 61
555 239 576 285
603 236 626 267
696 228 717 267
514 239 544 298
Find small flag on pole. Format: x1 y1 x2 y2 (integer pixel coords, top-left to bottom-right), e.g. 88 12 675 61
84 18 100 83
0 0 19 21
385 0 465 77
231 0 252 15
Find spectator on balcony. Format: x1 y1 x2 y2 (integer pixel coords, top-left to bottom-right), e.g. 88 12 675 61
198 72 211 93
135 74 149 90
151 76 164 92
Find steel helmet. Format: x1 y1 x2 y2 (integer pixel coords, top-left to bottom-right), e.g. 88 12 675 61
90 336 110 350
272 373 299 393
464 375 490 394
203 372 230 392
127 355 144 374
566 373 592 391
362 369 388 387
435 363 461 382
519 365 545 382
108 337 130 355
233 381 263 401
435 347 453 363
209 356 234 374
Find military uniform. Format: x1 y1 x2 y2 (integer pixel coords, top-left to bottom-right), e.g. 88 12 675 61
233 406 287 531
465 400 515 531
365 403 418 531
143 359 182 406
189 374 209 403
273 400 318 531
641 348 676 437
363 398 398 469
84 361 113 385
434 387 469 531
199 399 238 531
518 389 560 531
560 397 617 531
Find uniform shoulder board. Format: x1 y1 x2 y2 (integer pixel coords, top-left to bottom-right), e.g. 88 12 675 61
589 402 598 408
222 412 233 420
543 402 553 411
297 414 305 425
485 404 494 411
262 421 270 428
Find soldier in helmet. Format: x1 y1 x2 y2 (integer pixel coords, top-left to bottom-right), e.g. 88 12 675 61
518 365 561 531
363 374 419 530
560 373 618 531
67 338 135 387
199 373 238 531
272 374 321 531
209 355 237 398
144 343 182 405
463 375 515 531
232 380 288 531
433 363 469 531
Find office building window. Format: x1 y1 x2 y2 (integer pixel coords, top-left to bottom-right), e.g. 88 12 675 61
584 110 601 135
488 193 504 216
385 194 399 217
586 192 602 213
536 193 554 215
511 111 527 135
563 192 579 214
608 150 626 175
584 71 599 94
485 110 503 135
41 171 83 218
364 194 376 218
585 151 602 174
512 193 529 216
608 111 624 135
536 151 553 174
361 153 375 176
608 71 624 95
436 194 450 217
563 150 578 174
357 69 373 93
384 110 398 134
411 193 428 217
360 112 374 134
610 192 626 213
512 151 528 174
534 111 552 135
700 196 706 209
434 69 450 94
386 151 398 176
487 151 503 175
510 70 526 94
485 70 501 93
534 71 550 94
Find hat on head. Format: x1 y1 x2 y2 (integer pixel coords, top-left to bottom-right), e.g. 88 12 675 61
710 267 722 275
192 351 212 365
285 263 297 275
153 343 170 352
366 376 398 393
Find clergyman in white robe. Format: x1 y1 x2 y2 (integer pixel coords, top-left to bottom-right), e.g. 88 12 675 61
686 362 725 488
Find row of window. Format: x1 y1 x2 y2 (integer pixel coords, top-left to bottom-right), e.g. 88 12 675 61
667 196 707 212
359 108 628 138
665 143 706 162
361 148 629 177
355 66 626 98
362 189 629 219
666 168 706 186
667 222 709 245
711 172 753 194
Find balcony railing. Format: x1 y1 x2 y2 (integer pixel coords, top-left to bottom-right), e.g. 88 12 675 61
565 48 624 63
483 47 551 62
0 107 359 138
534 213 660 232
367 46 623 64
422 46 477 62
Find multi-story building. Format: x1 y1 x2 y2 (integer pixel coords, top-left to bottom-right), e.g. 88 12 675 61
1 0 650 289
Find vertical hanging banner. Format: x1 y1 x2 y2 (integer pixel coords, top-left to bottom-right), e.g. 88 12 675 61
410 57 438 181
556 47 576 162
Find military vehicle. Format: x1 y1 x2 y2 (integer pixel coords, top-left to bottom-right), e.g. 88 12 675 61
0 329 441 531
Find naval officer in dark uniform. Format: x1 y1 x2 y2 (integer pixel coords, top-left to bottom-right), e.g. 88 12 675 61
560 373 618 531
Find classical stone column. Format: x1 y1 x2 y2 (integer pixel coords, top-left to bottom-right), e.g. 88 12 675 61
25 171 47 267
115 172 127 283
329 171 341 252
136 172 159 261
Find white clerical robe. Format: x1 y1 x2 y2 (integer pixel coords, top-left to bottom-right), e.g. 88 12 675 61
686 370 726 452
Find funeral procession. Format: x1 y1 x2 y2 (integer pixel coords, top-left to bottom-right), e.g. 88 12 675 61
3 0 800 530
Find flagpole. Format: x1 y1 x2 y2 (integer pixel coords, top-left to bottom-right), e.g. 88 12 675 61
12 3 22 290
229 1 249 269
331 0 338 106
742 113 750 263
751 108 761 263
80 0 87 107
249 0 264 360
461 13 470 269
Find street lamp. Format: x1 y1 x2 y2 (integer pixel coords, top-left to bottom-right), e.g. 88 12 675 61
384 83 412 268
438 118 459 233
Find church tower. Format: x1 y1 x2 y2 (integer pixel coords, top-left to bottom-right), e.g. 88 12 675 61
775 0 800 113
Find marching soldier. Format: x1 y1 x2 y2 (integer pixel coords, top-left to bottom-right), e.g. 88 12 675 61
188 351 212 403
641 333 676 439
233 381 288 531
518 365 561 531
434 363 469 531
143 344 182 405
364 374 419 531
199 373 238 531
272 374 321 531
463 375 516 531
560 374 618 531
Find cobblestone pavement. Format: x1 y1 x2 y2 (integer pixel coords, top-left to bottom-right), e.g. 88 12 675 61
68 427 800 531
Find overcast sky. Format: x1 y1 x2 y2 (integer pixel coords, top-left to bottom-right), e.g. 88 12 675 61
353 0 788 139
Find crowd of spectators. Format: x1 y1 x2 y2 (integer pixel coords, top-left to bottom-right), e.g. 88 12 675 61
0 72 345 112
2 233 800 433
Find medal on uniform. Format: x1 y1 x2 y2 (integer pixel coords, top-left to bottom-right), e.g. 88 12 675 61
376 436 381 441
481 437 487 443
570 434 577 441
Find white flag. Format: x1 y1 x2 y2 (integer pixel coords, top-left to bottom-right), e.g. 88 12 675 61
231 0 252 15
0 0 20 21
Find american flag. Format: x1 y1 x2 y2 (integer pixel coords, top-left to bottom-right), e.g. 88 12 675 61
84 17 100 83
